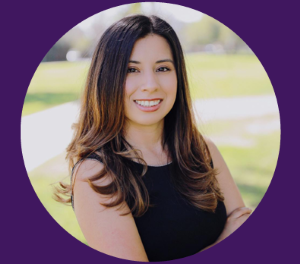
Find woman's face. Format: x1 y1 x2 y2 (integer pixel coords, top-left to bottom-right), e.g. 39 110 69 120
124 34 177 127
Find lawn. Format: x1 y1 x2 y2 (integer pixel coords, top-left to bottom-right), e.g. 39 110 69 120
186 54 273 99
23 53 273 116
29 113 280 244
199 115 280 209
23 61 90 116
29 152 87 245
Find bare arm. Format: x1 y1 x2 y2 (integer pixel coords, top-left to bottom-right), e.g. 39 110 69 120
201 137 252 250
205 136 246 215
72 159 149 262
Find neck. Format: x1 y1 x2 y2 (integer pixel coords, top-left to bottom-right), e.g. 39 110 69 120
124 119 164 150
123 119 169 164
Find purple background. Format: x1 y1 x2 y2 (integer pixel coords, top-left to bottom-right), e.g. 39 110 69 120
3 0 297 263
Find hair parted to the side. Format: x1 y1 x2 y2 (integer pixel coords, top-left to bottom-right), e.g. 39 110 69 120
54 14 224 216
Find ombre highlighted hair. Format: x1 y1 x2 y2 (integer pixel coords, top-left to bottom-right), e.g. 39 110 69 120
54 15 224 216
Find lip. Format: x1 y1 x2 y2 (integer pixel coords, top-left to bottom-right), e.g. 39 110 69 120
133 99 163 112
134 98 163 101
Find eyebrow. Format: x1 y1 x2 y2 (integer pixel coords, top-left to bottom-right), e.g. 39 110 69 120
129 59 174 65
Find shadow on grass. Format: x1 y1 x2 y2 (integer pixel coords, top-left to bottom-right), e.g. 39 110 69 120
24 93 79 105
237 183 269 208
23 93 80 116
242 165 274 175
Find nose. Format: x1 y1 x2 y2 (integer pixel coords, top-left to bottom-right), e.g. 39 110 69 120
141 71 159 92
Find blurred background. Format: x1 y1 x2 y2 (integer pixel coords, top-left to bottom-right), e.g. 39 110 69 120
22 3 280 244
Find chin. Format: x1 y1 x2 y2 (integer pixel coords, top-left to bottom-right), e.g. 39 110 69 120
130 117 164 127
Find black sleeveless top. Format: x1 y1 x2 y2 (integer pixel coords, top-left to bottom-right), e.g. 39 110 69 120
71 156 227 262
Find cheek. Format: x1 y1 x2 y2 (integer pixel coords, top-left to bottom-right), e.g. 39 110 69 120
124 78 136 100
163 75 177 100
124 78 139 118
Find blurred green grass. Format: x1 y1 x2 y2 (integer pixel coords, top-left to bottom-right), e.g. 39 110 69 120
200 118 280 208
29 154 87 245
23 53 273 116
186 54 273 99
29 114 280 244
219 134 279 208
23 61 90 116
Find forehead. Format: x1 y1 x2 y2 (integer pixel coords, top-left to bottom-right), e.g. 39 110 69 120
130 34 173 61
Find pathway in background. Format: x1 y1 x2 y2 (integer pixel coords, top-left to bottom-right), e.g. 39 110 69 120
21 101 80 172
21 95 280 173
193 95 279 123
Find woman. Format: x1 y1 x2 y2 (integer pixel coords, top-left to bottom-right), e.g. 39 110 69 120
55 15 251 262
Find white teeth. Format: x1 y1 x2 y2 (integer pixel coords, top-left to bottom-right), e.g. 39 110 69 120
135 100 161 107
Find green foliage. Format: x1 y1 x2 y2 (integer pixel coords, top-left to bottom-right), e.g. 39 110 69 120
183 14 247 52
186 15 220 45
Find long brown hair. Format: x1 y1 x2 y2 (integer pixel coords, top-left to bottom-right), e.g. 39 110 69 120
54 15 224 216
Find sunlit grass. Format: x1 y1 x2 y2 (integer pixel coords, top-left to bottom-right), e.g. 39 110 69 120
199 115 280 209
28 61 90 94
186 54 273 99
218 132 279 208
22 93 80 116
22 61 89 116
29 153 87 244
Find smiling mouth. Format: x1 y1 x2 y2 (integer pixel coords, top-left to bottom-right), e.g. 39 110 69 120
134 99 163 107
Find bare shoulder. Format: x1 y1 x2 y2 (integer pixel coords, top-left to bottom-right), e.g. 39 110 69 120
72 158 108 184
203 136 245 215
203 135 230 171
72 158 148 262
203 136 226 169
203 136 218 158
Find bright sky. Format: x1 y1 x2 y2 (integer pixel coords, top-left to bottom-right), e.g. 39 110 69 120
77 3 203 32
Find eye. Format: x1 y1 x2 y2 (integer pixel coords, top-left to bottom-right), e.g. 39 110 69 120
157 67 170 72
127 67 139 73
